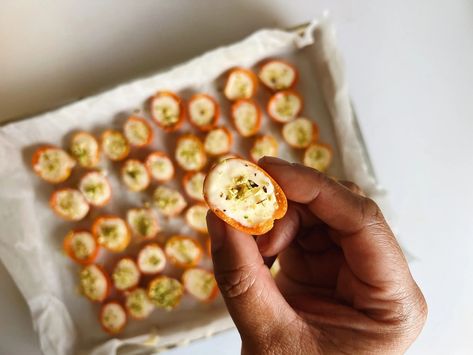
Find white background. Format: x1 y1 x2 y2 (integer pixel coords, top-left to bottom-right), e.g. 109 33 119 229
1 1 472 354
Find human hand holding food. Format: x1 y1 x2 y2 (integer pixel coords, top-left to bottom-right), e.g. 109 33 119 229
206 156 427 355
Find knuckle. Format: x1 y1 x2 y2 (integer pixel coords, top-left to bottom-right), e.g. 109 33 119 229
387 283 428 335
359 197 401 252
414 285 429 324
214 263 259 299
360 197 383 224
340 180 364 195
344 181 359 190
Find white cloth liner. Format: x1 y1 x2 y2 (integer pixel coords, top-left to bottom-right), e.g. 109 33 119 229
0 15 395 355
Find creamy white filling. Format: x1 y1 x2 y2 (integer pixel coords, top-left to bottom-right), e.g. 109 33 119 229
101 303 126 332
259 61 296 90
102 132 128 160
186 204 208 232
79 172 111 205
71 232 96 260
250 136 278 162
35 148 75 182
204 128 231 155
138 244 166 273
233 101 259 136
268 92 301 122
153 186 187 216
189 96 216 126
282 117 314 148
124 119 151 145
54 189 89 220
96 218 129 250
303 144 332 172
122 160 150 191
152 95 180 126
224 71 254 100
80 265 107 301
146 153 174 181
205 159 278 228
127 209 159 238
175 137 206 171
183 268 216 301
184 172 205 201
125 288 154 318
70 134 99 168
165 237 201 265
112 259 140 290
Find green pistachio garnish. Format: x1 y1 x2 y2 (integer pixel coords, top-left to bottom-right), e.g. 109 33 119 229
148 278 182 309
99 225 119 243
71 144 90 165
135 216 152 236
113 265 136 288
175 240 195 263
179 148 198 164
83 183 104 198
43 152 62 172
155 105 178 125
226 176 261 201
73 239 89 259
275 95 297 117
80 268 98 296
296 127 309 145
310 149 324 161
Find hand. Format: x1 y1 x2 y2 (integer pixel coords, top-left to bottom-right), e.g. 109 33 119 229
206 157 427 355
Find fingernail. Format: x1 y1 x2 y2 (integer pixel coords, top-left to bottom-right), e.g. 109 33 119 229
206 211 226 252
258 156 290 166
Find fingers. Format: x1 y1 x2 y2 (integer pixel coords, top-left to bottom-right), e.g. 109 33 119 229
278 244 344 288
297 224 339 252
260 157 368 234
257 202 335 257
256 202 302 257
256 179 362 257
206 211 297 341
259 156 410 288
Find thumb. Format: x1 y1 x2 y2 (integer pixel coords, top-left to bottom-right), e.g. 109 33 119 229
206 211 296 343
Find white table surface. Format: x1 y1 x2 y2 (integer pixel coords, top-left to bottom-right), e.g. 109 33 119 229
1 1 472 354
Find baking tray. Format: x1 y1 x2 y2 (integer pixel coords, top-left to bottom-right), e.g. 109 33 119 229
0 16 385 355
